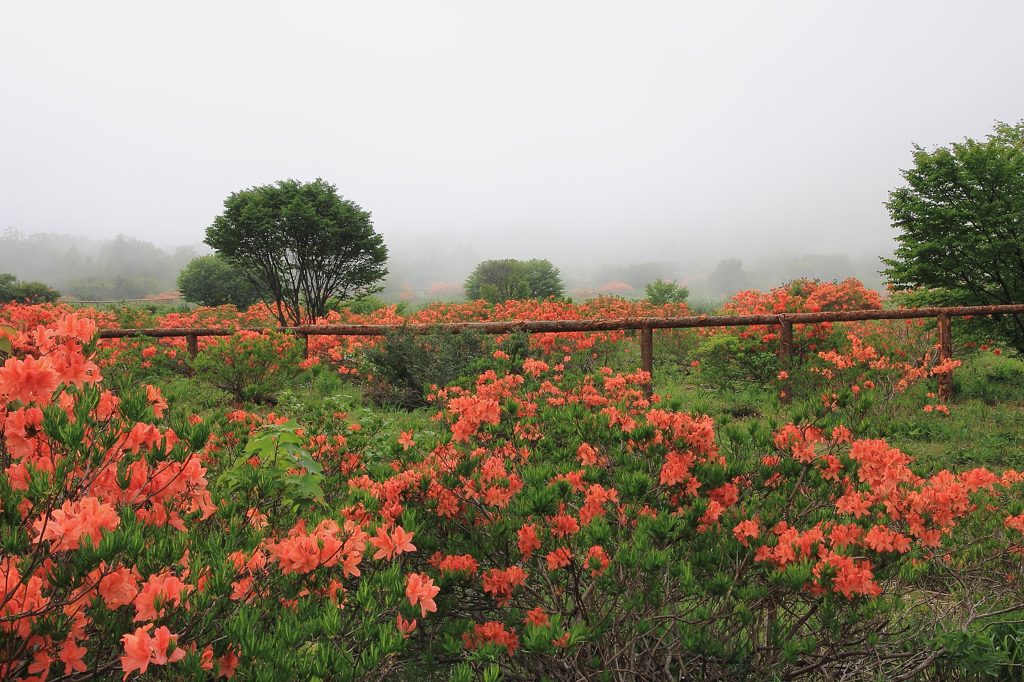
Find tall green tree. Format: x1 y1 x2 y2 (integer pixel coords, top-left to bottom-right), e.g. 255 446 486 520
883 121 1024 351
205 179 388 325
177 255 261 309
463 258 563 303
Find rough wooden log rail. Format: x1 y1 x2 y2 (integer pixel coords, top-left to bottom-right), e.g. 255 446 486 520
96 304 1024 402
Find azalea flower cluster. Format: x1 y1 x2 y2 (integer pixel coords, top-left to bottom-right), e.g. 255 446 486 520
695 279 961 412
0 317 227 680
341 349 1024 679
0 315 412 681
706 277 884 357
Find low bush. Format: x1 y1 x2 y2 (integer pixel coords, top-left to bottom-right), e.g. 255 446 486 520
0 314 408 681
191 329 303 404
349 354 1024 680
0 273 60 304
694 278 883 390
362 326 491 409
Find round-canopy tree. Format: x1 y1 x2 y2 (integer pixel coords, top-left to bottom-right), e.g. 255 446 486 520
177 254 261 309
644 278 689 305
883 121 1024 351
205 179 388 325
463 258 563 303
708 259 749 299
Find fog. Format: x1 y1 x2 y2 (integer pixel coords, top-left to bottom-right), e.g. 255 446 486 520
2 2 1023 298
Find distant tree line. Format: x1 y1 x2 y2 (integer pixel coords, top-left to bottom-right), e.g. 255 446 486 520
0 229 197 300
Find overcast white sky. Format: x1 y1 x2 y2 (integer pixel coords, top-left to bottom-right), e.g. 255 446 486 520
2 1 1022 269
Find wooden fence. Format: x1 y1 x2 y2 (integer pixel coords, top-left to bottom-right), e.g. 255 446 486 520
97 304 1024 402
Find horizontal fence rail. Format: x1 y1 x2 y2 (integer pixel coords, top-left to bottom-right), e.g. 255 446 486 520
96 304 1024 403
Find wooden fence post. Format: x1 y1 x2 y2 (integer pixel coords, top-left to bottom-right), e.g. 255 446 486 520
296 333 309 360
937 313 953 402
640 327 653 398
186 335 198 358
779 319 793 404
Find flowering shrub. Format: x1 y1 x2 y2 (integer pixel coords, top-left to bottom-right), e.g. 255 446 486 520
12 297 693 380
695 279 883 387
693 279 957 414
190 329 303 404
798 321 961 426
362 327 492 408
348 355 1024 680
0 316 418 681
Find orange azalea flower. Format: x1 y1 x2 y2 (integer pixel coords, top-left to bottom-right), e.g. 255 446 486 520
522 358 549 377
98 564 140 609
525 607 550 627
482 566 528 606
53 312 98 340
710 483 739 507
146 384 167 418
549 514 580 538
463 622 519 655
0 355 61 404
829 524 862 549
586 545 610 576
576 442 599 466
59 637 88 675
518 524 541 559
437 554 479 576
33 497 120 552
217 649 239 679
835 492 872 519
150 626 186 666
199 646 215 670
546 547 573 571
405 573 440 617
230 576 253 602
580 484 618 525
732 519 760 547
396 614 417 637
133 573 191 622
270 535 322 575
369 525 416 561
121 625 156 679
340 550 363 578
397 430 415 450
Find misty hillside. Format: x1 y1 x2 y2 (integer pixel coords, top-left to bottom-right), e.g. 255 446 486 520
1 227 888 306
